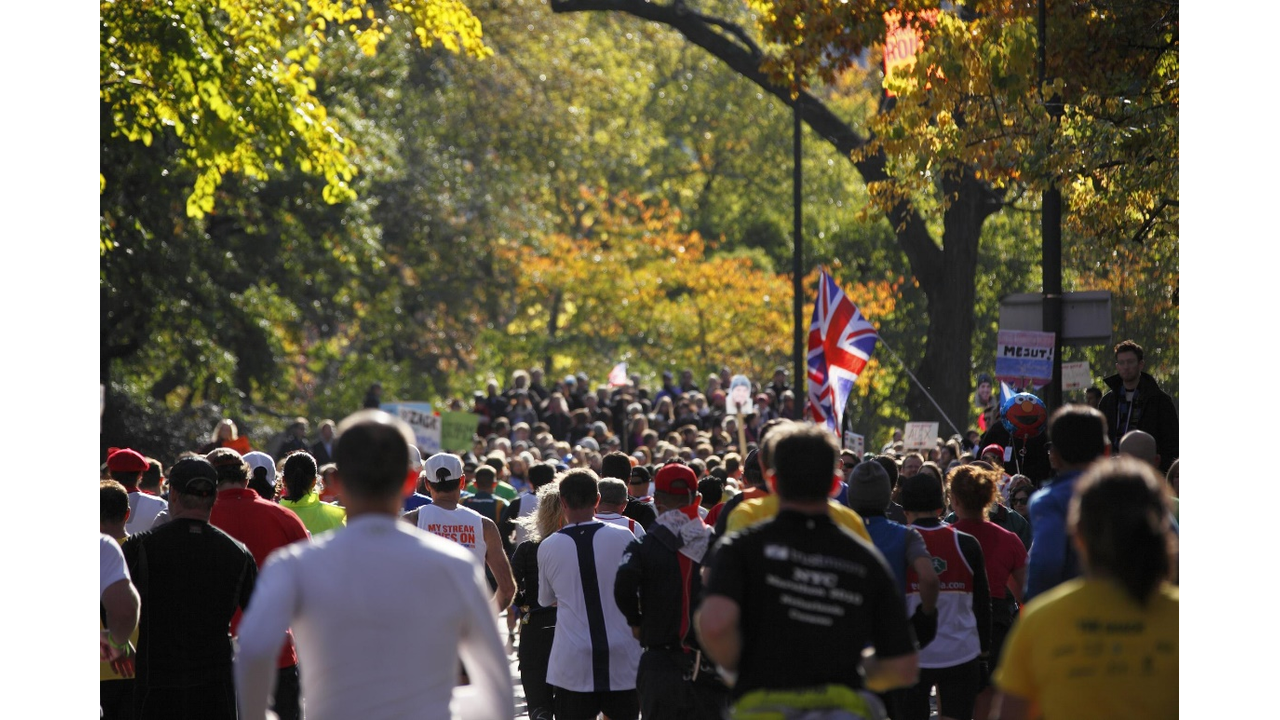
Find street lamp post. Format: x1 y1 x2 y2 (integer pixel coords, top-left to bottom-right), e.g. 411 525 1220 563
793 92 804 410
1039 0 1063 411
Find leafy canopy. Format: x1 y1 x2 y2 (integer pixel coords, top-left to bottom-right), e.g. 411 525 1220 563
100 0 490 229
747 0 1177 245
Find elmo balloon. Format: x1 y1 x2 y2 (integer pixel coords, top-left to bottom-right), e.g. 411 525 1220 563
1000 393 1047 440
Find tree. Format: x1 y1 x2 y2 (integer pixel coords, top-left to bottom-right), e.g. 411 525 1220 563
100 0 490 228
549 0 1177 429
550 0 1003 431
491 188 795 381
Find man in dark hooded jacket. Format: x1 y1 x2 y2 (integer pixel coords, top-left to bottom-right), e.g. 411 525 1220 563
1097 339 1178 472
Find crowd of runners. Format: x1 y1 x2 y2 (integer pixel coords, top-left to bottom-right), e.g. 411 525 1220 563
99 340 1179 719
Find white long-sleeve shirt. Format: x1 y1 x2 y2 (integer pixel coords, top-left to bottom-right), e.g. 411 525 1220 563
234 514 513 720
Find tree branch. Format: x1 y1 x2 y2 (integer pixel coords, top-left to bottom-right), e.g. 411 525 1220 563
550 0 943 277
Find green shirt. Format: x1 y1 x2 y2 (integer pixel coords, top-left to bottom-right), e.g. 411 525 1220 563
279 491 347 536
464 480 518 502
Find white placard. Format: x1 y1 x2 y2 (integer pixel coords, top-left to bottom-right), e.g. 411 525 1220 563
1061 361 1091 391
843 432 865 457
903 421 939 451
381 402 442 454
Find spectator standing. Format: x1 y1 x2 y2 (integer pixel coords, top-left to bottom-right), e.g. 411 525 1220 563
544 392 574 442
1098 339 1179 472
278 417 310 456
310 418 336 466
362 381 383 409
200 418 253 455
1084 386 1102 409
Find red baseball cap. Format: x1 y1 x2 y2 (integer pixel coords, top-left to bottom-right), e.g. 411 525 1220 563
106 447 149 473
654 464 697 495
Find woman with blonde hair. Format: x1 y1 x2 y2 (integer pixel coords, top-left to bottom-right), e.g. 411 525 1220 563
200 418 252 455
510 480 564 720
649 396 675 436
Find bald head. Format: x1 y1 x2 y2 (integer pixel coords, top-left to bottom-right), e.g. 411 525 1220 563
1118 430 1159 468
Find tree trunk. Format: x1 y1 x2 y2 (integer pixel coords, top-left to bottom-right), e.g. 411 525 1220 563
905 171 997 434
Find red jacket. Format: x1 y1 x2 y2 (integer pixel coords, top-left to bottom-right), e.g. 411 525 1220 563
210 487 310 668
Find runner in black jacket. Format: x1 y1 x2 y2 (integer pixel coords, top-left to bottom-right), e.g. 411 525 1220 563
614 463 727 719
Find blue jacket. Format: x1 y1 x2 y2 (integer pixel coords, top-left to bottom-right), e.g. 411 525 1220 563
863 515 911 594
1024 469 1082 603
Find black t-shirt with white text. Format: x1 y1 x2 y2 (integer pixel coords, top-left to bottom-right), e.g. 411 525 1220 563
703 510 916 699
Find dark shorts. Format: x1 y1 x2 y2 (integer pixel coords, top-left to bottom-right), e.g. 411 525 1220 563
989 594 1017 676
135 680 237 720
897 659 980 720
637 648 729 720
553 687 639 720
100 679 135 720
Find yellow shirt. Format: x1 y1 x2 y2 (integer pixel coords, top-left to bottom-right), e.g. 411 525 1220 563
725 495 871 543
994 578 1178 720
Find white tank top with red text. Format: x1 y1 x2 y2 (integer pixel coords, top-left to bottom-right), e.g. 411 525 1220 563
417 504 487 565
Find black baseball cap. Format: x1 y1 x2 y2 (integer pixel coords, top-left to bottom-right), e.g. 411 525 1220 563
168 457 219 498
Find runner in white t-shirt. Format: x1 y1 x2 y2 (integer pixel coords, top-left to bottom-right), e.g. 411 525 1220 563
106 448 168 534
538 468 642 720
100 534 139 675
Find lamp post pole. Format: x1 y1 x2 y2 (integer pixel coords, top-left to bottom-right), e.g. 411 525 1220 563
1039 0 1063 411
793 91 805 413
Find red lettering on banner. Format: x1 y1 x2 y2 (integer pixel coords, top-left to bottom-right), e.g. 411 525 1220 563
883 9 941 97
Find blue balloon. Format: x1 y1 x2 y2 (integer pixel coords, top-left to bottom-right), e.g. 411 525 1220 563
1000 392 1048 440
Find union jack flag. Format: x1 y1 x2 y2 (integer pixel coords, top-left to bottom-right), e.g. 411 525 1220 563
807 270 879 431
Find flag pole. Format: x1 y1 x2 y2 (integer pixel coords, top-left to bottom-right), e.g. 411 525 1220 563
874 336 963 438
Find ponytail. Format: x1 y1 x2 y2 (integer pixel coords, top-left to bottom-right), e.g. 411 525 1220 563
282 452 319 502
1070 458 1174 606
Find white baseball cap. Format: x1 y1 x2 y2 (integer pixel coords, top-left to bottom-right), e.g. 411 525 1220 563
424 453 464 484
